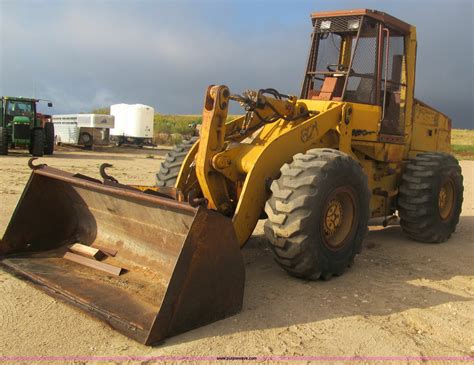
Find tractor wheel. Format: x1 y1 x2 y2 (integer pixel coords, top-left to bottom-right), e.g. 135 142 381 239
264 149 370 280
0 127 8 155
43 122 55 155
156 137 198 187
30 128 45 157
398 152 463 243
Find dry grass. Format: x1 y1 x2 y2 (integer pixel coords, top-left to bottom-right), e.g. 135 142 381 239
153 114 241 144
154 114 242 134
451 129 474 145
451 129 474 160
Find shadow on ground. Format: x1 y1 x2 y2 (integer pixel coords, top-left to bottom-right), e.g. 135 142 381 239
156 216 473 347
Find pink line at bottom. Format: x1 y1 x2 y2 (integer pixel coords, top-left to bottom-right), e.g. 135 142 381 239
0 356 473 362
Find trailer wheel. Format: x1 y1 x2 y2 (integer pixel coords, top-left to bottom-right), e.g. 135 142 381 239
80 132 93 148
398 152 463 243
30 128 45 157
113 136 123 147
156 137 198 187
264 149 370 280
43 122 55 155
0 127 8 155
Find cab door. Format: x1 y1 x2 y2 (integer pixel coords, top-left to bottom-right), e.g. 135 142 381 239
379 29 408 137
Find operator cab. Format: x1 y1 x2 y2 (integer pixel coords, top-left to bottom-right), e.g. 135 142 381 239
301 9 411 136
6 99 35 119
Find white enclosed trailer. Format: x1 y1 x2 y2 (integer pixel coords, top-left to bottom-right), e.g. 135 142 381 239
110 104 154 146
109 104 128 136
52 114 115 147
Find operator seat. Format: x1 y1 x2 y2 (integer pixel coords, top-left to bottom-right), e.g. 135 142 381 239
310 76 345 101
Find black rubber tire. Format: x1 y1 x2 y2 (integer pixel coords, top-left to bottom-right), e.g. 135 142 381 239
43 122 55 155
398 152 463 243
30 128 45 157
112 136 122 147
80 132 93 148
156 137 198 187
0 127 8 155
264 148 370 280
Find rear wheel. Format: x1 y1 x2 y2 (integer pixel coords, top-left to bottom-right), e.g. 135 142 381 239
43 122 55 155
0 127 8 155
398 152 463 243
264 149 370 280
30 128 44 157
156 137 198 187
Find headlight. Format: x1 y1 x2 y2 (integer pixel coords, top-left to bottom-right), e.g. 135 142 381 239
320 20 331 30
348 19 360 30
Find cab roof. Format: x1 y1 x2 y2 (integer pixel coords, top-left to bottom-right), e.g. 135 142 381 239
311 9 412 34
2 96 38 102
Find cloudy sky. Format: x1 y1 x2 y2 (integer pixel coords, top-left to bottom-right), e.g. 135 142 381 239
0 0 473 128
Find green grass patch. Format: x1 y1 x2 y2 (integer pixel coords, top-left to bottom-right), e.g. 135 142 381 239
154 114 202 135
452 143 474 160
153 114 242 144
452 144 474 153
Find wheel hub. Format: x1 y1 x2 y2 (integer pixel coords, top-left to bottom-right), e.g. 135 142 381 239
321 187 357 251
438 189 447 210
438 178 455 221
324 199 343 236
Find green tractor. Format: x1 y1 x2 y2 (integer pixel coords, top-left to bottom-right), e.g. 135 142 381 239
0 96 55 156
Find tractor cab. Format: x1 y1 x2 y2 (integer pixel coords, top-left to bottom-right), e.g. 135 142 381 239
6 98 35 118
301 9 412 136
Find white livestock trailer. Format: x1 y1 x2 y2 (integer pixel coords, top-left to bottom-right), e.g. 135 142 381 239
52 114 115 147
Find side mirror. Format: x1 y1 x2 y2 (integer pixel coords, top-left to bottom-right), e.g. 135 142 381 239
48 102 53 107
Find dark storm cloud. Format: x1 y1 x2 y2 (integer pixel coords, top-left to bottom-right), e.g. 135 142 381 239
0 0 472 128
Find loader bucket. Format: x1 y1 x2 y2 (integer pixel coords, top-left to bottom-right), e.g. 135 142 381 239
0 166 245 345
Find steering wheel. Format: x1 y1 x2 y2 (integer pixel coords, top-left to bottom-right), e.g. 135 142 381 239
327 64 347 72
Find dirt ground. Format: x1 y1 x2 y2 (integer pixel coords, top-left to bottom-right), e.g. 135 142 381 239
0 147 472 359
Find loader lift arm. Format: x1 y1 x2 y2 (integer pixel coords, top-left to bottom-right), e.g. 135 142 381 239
177 85 347 245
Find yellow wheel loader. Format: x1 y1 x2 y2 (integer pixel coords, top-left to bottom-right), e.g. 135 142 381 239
0 9 463 345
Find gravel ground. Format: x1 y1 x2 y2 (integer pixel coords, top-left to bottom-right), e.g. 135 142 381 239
0 148 472 359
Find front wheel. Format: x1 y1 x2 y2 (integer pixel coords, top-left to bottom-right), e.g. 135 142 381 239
398 152 463 243
155 137 198 187
30 128 45 157
43 122 55 155
264 149 370 280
